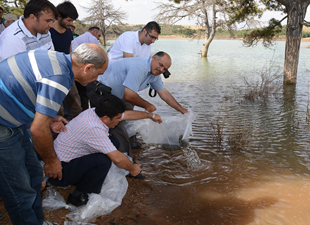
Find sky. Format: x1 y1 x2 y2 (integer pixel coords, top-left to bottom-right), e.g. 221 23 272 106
50 0 310 26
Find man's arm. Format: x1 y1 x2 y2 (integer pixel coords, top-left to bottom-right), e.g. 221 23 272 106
106 150 141 176
30 112 62 180
123 110 162 123
157 88 188 114
123 52 133 58
124 87 156 112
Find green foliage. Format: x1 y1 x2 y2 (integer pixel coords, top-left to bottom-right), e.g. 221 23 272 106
0 0 26 17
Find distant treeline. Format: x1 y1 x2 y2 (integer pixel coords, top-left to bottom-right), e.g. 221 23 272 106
76 22 310 39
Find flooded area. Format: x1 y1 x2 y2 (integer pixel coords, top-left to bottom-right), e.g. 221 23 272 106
127 39 310 224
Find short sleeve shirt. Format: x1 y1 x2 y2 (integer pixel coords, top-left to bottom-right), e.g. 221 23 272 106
0 16 54 62
0 50 74 128
97 56 165 99
50 28 73 54
107 31 151 64
54 108 117 162
71 31 99 51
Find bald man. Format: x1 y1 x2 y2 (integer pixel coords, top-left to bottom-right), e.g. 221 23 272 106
97 51 187 155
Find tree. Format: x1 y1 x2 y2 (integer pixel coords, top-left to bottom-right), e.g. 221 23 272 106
0 0 26 16
82 0 128 46
226 0 310 84
155 0 236 57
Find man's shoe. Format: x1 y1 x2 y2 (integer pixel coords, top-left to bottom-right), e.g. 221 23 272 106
42 221 59 225
67 193 89 207
127 173 145 179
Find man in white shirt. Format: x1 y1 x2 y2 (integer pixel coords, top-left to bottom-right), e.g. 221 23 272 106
0 0 57 62
72 26 102 51
107 21 161 64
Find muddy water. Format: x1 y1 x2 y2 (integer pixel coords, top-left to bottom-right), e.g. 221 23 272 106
129 39 310 224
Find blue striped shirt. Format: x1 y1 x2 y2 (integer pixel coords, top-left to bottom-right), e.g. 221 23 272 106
0 50 74 128
54 108 117 162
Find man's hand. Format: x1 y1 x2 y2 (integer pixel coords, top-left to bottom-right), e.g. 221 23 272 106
180 108 188 114
129 164 142 177
44 158 63 180
50 116 68 133
152 114 162 124
145 103 156 113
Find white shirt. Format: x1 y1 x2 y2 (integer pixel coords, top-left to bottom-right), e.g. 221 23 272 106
71 31 99 51
0 16 54 62
107 30 151 64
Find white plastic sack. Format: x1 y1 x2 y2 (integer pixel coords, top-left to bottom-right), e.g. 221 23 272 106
42 188 76 211
66 161 129 223
125 108 196 145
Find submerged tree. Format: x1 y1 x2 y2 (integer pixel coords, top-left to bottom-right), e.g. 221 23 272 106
154 0 236 57
226 0 310 84
82 0 128 46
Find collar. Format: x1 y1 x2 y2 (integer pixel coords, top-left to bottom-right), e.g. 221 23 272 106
18 15 43 39
147 56 152 75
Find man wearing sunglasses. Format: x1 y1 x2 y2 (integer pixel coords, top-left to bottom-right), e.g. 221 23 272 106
107 21 161 64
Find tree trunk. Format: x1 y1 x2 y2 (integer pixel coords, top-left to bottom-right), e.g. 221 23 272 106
283 1 309 84
201 2 216 58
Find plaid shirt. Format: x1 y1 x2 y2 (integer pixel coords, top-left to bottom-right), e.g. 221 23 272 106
54 108 117 162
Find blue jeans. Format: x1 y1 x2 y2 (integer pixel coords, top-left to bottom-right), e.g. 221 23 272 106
0 124 43 225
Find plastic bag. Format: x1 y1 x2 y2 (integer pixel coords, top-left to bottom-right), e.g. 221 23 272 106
64 222 94 225
125 108 196 145
42 188 76 211
66 161 129 223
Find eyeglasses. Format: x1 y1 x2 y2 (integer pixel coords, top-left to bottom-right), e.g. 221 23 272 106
146 31 158 41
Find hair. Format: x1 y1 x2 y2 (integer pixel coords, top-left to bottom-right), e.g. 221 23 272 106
72 43 106 69
0 7 3 12
88 26 100 32
95 94 125 119
24 0 58 19
142 21 161 34
154 51 165 59
56 1 78 20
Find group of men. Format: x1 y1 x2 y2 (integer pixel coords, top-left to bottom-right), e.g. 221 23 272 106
0 0 187 224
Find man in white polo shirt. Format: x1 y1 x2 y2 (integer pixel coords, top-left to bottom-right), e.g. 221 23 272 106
107 21 161 64
71 26 102 51
0 0 57 62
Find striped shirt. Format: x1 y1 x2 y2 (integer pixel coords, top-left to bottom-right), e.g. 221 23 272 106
0 16 54 62
54 108 117 162
0 50 74 128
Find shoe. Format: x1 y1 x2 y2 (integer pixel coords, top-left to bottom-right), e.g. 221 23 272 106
127 173 145 179
131 141 141 149
67 193 89 207
42 221 59 225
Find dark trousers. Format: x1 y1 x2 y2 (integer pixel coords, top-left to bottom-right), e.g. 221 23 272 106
48 153 112 194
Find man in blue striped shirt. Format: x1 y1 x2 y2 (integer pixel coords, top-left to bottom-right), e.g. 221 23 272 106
0 43 108 225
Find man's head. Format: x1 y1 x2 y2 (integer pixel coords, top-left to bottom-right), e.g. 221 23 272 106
4 13 17 27
141 21 161 45
88 26 101 40
56 1 78 29
151 51 171 76
95 94 125 128
23 0 58 35
0 7 3 18
71 43 108 86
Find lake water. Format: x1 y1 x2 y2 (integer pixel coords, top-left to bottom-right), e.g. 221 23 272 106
108 39 310 224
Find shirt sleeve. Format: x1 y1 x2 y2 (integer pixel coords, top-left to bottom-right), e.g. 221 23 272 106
150 76 165 91
122 62 146 93
120 33 135 54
